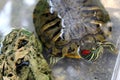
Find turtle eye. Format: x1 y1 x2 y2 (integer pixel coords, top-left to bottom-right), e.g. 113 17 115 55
81 49 91 55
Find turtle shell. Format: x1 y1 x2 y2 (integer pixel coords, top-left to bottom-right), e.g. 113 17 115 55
33 0 112 59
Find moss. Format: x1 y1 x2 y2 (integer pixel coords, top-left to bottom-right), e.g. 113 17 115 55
0 29 52 80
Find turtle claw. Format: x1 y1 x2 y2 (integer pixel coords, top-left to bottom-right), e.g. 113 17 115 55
49 56 63 66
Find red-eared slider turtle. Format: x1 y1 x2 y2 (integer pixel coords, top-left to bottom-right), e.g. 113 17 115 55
33 0 117 63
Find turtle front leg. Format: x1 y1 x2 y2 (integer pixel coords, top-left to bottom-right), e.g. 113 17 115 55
49 55 64 66
62 43 82 59
102 41 118 54
49 47 64 66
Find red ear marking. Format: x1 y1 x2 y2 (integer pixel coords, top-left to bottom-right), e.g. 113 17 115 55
81 50 91 55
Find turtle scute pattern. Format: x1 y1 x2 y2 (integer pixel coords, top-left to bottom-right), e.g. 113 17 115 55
0 29 52 80
33 0 117 62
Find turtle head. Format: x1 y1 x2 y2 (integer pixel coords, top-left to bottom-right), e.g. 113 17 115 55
80 43 103 61
79 35 117 61
79 35 104 61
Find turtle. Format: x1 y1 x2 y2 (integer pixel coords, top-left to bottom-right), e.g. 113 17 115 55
33 0 117 64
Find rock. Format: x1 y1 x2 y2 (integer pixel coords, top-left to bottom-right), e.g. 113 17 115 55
0 29 52 80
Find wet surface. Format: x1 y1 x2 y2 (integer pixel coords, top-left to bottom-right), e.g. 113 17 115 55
0 0 120 80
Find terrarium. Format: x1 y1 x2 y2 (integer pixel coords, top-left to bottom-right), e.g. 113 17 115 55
0 0 120 80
